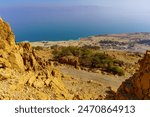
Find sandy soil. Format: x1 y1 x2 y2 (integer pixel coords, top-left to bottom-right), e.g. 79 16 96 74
59 65 126 90
30 33 145 99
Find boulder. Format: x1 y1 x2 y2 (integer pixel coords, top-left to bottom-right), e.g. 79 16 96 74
8 52 24 71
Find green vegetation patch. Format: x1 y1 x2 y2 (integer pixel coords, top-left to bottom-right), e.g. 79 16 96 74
52 45 125 76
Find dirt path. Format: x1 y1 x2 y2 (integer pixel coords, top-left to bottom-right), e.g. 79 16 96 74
58 66 127 91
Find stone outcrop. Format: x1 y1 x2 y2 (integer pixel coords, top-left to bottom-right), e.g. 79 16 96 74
116 50 150 99
0 18 72 100
59 56 79 69
0 18 15 51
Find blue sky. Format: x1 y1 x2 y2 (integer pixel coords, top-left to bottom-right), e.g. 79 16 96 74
1 0 150 18
1 0 100 6
1 0 150 16
0 0 150 7
1 0 101 6
0 0 148 5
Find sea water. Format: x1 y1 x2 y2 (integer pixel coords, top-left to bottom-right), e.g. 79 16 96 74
0 6 150 42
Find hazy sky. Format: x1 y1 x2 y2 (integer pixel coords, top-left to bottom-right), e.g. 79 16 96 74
1 0 150 18
0 0 150 8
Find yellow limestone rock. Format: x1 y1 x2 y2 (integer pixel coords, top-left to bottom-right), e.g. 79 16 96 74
116 50 150 99
0 18 73 100
8 52 24 71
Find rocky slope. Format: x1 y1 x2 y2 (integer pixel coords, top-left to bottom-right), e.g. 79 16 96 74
0 18 72 100
1 18 149 100
115 50 150 99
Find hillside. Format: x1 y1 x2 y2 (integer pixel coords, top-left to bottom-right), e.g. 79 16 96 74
0 18 72 100
1 18 150 100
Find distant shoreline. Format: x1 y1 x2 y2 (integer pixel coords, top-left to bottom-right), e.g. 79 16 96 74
18 32 150 43
30 32 150 53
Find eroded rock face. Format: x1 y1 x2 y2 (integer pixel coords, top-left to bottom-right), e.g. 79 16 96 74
0 18 15 51
0 18 72 100
116 50 150 100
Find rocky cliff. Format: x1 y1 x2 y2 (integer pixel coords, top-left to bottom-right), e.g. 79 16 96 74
0 18 72 100
116 50 150 99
